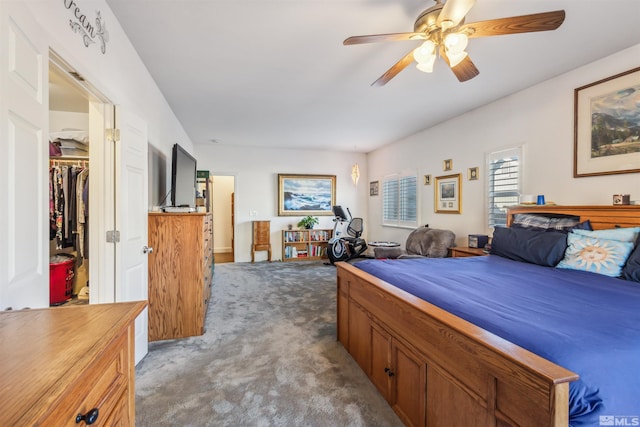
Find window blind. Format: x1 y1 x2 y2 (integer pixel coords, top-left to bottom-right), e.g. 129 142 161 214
487 147 522 228
383 173 417 227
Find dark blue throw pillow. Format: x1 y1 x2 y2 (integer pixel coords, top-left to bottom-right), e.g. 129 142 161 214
622 242 640 282
490 227 568 267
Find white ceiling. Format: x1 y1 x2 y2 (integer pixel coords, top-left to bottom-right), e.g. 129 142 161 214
105 0 640 153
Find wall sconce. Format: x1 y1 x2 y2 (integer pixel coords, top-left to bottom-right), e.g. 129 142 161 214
351 163 360 185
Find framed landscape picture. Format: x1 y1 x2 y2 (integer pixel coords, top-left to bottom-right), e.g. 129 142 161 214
434 174 461 214
278 174 336 216
574 66 640 177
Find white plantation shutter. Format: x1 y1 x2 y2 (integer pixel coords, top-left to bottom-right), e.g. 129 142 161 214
383 173 418 227
383 176 399 223
487 147 522 228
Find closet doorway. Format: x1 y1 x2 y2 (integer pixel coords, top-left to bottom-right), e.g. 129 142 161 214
212 175 235 263
49 51 113 306
49 52 149 363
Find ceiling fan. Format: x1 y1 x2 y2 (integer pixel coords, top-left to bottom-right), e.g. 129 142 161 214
344 0 565 86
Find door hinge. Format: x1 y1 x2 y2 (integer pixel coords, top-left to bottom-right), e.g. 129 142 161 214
106 128 121 142
106 230 121 243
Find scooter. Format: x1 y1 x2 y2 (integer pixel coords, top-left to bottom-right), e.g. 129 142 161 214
327 205 368 264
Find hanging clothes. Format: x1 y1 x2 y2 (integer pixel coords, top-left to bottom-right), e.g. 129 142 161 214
76 168 89 259
49 163 89 257
51 165 65 248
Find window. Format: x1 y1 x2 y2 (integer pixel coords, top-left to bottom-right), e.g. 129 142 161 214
383 172 418 227
486 147 522 228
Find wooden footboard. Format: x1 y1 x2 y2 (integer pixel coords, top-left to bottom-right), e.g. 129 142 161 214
337 261 578 427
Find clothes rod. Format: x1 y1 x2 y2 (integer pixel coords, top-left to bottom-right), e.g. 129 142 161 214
49 157 89 166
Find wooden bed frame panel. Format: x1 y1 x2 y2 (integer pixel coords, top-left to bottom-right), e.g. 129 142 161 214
337 205 640 427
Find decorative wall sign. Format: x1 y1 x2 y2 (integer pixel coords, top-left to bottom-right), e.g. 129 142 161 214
64 0 109 54
574 66 640 177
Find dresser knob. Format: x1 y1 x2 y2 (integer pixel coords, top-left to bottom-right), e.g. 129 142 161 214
76 408 99 425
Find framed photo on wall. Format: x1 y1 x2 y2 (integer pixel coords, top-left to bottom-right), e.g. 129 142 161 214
435 174 461 214
278 174 336 216
369 181 379 196
574 66 640 177
468 167 479 181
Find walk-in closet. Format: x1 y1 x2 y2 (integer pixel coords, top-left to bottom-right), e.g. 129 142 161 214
48 58 92 305
48 52 112 305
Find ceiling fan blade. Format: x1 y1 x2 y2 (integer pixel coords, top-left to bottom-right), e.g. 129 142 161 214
344 32 425 45
460 10 565 38
372 51 415 87
440 48 479 82
437 0 476 28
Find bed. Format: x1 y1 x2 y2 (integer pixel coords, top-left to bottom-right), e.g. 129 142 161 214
336 205 640 427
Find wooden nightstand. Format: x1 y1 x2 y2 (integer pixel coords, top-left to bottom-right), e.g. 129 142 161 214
450 246 488 258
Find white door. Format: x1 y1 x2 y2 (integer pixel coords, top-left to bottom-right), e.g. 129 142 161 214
115 107 149 363
0 3 49 310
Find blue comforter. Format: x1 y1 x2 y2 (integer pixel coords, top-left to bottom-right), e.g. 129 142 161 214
354 256 640 426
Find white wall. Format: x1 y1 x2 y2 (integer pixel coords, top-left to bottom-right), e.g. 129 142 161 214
368 44 640 248
49 111 89 132
195 144 368 262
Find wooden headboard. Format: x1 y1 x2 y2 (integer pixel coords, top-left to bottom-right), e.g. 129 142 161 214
506 205 640 230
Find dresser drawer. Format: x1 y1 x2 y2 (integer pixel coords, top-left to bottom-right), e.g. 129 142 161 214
203 214 212 234
101 389 130 427
40 331 129 426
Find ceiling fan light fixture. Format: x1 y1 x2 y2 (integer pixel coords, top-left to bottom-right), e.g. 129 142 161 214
413 40 436 64
416 57 436 73
444 32 468 54
343 3 566 86
447 50 468 67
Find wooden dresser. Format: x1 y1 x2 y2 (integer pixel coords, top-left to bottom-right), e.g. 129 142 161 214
148 212 214 341
0 301 145 426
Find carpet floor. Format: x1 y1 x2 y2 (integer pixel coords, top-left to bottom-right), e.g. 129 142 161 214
135 261 404 427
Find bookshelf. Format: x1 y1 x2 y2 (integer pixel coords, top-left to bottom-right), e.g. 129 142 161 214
282 229 332 261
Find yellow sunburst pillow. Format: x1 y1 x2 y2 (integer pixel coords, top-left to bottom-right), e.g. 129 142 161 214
556 227 640 277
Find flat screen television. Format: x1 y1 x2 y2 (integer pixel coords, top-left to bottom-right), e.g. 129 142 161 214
170 143 197 208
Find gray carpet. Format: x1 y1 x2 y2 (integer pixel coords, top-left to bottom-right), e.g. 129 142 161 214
135 261 404 427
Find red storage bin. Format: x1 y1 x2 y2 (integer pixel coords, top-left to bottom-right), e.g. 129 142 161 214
49 254 75 305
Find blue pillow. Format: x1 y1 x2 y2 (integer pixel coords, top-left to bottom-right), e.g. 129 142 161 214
571 220 593 231
621 242 640 282
557 233 635 277
490 227 568 267
571 227 640 242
